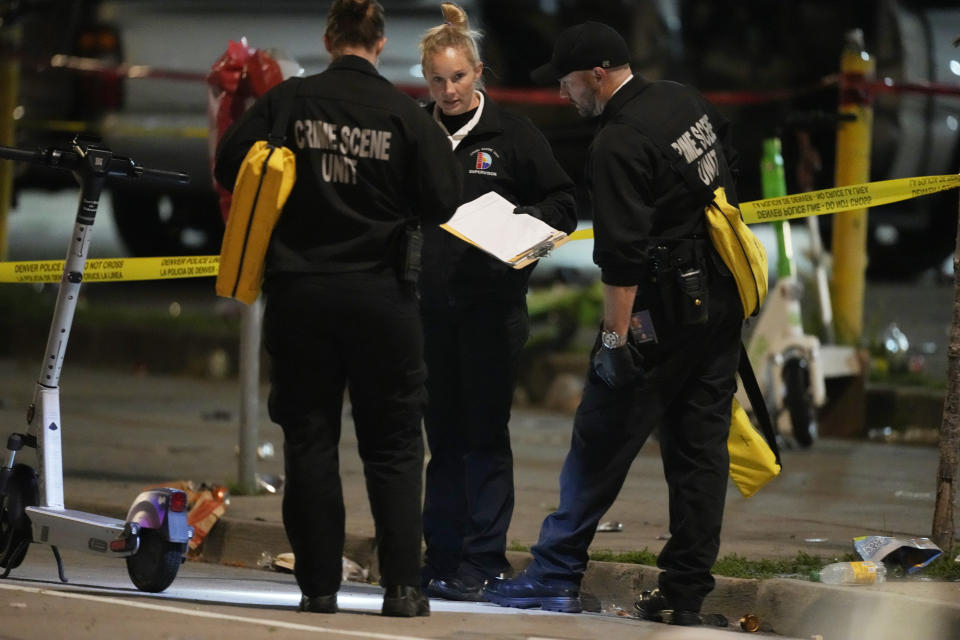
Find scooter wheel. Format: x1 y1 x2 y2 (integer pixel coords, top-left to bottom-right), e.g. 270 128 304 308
0 464 38 570
126 528 185 592
783 358 817 448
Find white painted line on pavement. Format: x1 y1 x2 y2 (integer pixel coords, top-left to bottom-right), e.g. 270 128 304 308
0 582 430 640
0 582 572 638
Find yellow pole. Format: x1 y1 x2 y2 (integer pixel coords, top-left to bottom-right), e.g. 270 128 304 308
0 25 21 262
831 28 875 345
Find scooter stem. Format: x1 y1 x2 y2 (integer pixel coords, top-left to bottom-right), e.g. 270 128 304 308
37 159 107 389
28 145 110 509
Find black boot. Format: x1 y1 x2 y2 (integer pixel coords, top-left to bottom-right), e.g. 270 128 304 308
634 589 701 626
382 585 430 617
425 574 486 602
299 593 338 614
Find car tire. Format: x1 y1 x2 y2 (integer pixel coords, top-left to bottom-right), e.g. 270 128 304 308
111 188 223 257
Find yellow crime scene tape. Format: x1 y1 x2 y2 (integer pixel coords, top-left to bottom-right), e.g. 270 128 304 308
740 173 960 224
0 173 957 283
0 255 219 284
569 173 960 239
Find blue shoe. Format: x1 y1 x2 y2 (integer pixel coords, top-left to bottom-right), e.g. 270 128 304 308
483 571 582 613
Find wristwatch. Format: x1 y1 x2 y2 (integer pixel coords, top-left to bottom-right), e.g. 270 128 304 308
601 330 627 349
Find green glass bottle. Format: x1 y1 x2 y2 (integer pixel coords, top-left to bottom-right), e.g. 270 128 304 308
760 137 793 278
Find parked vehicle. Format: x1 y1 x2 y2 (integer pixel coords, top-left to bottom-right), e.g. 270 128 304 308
8 0 960 275
11 0 476 256
497 0 960 279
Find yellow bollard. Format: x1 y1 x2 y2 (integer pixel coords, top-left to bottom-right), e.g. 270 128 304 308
0 25 21 262
830 28 875 345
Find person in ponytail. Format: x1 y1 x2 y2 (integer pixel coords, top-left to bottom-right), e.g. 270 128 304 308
324 0 385 53
216 0 463 619
416 2 577 603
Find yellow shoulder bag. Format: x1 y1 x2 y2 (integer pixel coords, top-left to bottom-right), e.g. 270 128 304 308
705 185 768 318
706 190 779 496
728 344 782 497
216 78 300 305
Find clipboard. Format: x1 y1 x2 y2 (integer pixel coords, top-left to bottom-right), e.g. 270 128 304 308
440 191 570 269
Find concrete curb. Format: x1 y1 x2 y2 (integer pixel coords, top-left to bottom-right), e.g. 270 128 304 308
64 470 960 638
754 578 960 639
188 515 960 638
196 516 379 580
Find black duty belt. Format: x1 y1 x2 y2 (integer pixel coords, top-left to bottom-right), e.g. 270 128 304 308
647 236 709 277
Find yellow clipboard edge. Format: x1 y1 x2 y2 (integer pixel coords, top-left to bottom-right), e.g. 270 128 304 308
507 232 571 269
439 223 570 269
439 223 482 250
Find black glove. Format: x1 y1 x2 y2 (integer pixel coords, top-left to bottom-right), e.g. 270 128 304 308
592 342 644 390
513 205 543 220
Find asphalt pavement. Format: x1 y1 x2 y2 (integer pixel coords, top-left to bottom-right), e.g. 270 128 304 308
0 357 957 639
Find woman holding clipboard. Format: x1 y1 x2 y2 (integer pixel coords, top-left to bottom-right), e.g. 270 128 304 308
417 2 577 602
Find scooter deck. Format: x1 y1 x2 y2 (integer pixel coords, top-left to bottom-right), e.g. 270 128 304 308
25 506 130 555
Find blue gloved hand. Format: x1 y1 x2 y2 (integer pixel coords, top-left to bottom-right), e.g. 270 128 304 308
591 342 644 389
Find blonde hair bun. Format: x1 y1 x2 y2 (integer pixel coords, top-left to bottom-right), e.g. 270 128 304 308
419 2 483 75
441 3 468 31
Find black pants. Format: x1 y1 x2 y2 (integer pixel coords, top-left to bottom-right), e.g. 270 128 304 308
263 271 427 597
527 262 742 613
421 300 529 581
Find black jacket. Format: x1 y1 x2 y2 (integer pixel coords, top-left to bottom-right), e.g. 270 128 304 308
420 94 576 308
586 77 740 286
215 56 462 278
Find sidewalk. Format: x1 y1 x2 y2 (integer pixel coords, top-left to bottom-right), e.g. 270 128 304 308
1 359 958 638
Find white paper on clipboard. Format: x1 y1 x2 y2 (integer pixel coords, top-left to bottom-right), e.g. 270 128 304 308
440 191 568 267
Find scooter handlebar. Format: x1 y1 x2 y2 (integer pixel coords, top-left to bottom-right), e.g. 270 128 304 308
0 145 43 164
0 143 190 185
137 166 191 185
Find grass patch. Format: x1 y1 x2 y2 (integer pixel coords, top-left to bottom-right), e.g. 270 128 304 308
590 549 659 566
917 549 960 581
711 551 844 580
0 284 241 341
585 549 960 582
507 543 960 581
77 300 240 338
866 365 947 391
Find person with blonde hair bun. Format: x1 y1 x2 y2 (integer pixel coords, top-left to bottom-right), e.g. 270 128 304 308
416 2 577 603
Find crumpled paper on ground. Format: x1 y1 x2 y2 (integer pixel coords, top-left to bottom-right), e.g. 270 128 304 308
269 552 368 582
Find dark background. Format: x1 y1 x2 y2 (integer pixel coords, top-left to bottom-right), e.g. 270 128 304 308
5 0 960 276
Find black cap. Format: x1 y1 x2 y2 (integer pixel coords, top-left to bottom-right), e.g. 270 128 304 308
530 21 629 84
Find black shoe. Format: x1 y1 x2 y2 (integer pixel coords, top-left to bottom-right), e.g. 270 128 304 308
299 594 338 614
483 571 581 613
633 589 701 626
425 575 486 602
382 585 430 617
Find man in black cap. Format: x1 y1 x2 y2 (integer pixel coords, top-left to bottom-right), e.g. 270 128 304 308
483 21 744 627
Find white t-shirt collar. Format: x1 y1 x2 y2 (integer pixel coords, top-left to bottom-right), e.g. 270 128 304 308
433 91 485 150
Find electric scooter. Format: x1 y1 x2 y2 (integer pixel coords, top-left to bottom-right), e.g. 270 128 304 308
745 117 863 449
0 136 194 592
745 135 825 449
